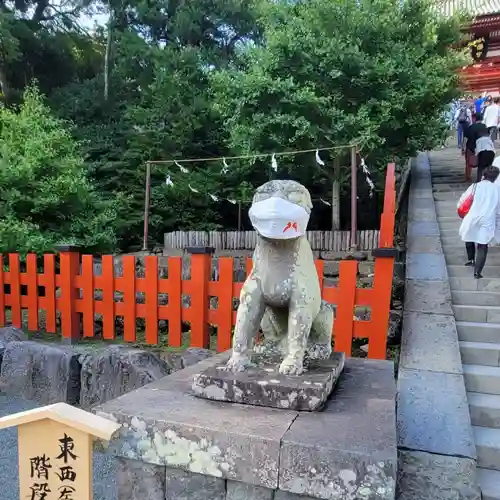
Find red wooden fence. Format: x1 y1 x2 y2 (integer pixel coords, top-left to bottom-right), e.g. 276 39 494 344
0 164 396 359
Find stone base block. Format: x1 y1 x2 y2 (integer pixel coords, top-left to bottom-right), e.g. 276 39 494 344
396 449 481 500
191 352 345 411
117 457 166 500
97 352 397 499
0 340 80 404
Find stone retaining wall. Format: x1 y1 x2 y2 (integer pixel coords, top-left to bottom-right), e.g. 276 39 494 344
0 326 213 409
397 153 480 500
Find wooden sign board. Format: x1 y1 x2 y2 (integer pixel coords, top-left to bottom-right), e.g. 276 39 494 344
0 403 121 500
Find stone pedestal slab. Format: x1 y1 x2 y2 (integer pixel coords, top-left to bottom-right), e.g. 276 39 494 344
96 352 397 500
192 352 345 411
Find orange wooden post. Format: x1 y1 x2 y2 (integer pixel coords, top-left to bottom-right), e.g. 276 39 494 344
9 253 22 328
43 254 57 333
334 260 358 356
122 255 137 343
215 257 235 352
368 163 396 359
81 255 95 338
101 255 116 340
166 257 182 347
56 245 81 342
187 247 214 349
144 256 159 344
0 255 5 327
26 254 39 331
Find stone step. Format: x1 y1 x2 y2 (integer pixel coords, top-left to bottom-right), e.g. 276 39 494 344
453 305 500 323
450 277 500 292
457 321 500 343
446 254 500 265
452 290 500 307
478 467 500 500
469 392 500 429
474 426 500 471
447 265 500 278
444 245 500 256
438 222 461 231
460 341 500 366
464 364 500 395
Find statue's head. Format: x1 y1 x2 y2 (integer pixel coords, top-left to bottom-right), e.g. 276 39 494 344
248 180 313 240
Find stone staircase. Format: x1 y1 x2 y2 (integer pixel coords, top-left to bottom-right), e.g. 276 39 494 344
429 148 500 500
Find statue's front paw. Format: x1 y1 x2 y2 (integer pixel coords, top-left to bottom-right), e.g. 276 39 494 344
279 356 304 375
225 354 251 372
307 343 332 360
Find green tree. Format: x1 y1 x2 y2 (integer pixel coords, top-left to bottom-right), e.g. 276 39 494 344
0 84 118 254
211 0 469 225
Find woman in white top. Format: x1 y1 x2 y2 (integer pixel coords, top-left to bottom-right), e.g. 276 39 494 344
459 166 500 278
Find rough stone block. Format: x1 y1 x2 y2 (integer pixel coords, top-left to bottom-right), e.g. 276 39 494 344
0 341 80 404
279 358 397 500
404 280 452 315
397 368 476 459
181 347 214 368
117 457 166 500
400 312 462 375
226 481 274 500
406 235 442 254
95 352 296 489
79 345 171 408
406 253 447 280
407 221 439 237
396 449 481 500
192 353 345 411
165 467 225 500
0 326 27 366
274 492 315 500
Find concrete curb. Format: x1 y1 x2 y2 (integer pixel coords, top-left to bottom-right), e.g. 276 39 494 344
396 152 481 500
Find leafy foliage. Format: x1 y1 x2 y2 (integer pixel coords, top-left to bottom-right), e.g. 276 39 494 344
1 0 470 250
0 84 117 254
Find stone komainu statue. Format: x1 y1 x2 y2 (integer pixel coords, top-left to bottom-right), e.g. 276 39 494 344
226 180 334 375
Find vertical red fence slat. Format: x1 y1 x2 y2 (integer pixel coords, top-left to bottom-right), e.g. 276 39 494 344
81 255 95 338
26 254 39 331
333 260 358 356
43 254 56 333
167 257 182 347
122 256 137 342
189 251 212 348
58 247 80 341
0 255 5 327
144 256 159 345
9 254 22 328
369 162 396 358
216 257 234 352
101 255 115 340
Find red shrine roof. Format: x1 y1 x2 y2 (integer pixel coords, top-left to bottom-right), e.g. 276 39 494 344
439 0 500 17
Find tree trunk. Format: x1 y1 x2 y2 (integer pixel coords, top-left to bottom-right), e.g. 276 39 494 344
104 6 113 101
331 156 341 229
0 66 11 106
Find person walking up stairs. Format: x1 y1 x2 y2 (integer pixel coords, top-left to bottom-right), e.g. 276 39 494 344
430 147 500 500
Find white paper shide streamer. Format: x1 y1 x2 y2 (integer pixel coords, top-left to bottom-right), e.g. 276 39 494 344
221 158 230 175
165 175 174 187
175 160 189 174
315 150 325 166
271 153 278 172
188 184 199 193
320 198 331 206
361 158 375 198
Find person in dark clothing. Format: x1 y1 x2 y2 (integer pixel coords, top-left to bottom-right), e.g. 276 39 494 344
465 113 488 180
475 128 496 182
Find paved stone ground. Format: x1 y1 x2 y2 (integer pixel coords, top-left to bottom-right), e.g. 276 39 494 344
0 392 117 500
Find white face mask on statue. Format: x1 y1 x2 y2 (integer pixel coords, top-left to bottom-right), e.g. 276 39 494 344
249 196 310 240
